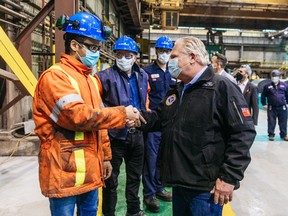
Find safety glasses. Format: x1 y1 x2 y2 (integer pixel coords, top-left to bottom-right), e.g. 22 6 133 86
76 41 101 53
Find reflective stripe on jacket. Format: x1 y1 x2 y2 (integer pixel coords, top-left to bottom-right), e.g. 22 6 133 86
33 54 126 198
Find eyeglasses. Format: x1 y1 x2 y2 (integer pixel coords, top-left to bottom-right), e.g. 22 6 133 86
115 53 134 60
158 49 171 54
76 41 101 53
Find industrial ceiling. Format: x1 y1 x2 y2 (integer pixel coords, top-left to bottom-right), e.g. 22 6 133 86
142 0 288 30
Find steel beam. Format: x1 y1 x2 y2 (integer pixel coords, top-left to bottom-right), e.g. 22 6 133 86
180 6 288 21
126 0 141 26
15 0 55 44
0 68 29 115
54 0 79 62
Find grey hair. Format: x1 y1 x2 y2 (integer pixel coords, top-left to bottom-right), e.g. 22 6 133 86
240 64 252 77
176 36 209 65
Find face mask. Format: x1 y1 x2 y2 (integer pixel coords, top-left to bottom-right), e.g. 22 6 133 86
168 58 182 78
158 52 170 64
116 57 133 72
78 49 100 68
235 72 244 81
271 77 279 83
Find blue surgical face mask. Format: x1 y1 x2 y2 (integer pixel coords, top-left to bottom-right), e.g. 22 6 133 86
116 57 134 72
168 58 182 78
78 49 100 68
271 77 279 83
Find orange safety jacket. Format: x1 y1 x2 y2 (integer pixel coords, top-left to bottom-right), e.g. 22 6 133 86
33 54 126 198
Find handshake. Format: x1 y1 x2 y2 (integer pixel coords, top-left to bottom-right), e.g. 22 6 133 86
125 105 146 127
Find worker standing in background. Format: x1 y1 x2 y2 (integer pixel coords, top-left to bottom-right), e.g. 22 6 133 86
32 12 139 216
97 36 149 216
142 36 174 213
235 64 259 125
211 53 237 84
261 70 288 141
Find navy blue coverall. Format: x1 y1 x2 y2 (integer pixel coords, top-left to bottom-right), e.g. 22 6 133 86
261 81 288 138
97 64 149 216
142 61 174 199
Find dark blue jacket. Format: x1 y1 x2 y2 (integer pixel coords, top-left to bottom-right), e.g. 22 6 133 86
261 81 288 107
97 63 149 140
144 61 174 110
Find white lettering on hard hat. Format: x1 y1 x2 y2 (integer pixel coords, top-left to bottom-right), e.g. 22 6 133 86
118 42 129 46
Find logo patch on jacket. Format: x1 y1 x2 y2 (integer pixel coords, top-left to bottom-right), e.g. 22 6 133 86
151 74 160 78
151 74 159 82
202 82 214 87
166 94 176 106
241 107 251 117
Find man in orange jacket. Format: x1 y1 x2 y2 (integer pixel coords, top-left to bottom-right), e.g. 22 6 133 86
32 12 139 216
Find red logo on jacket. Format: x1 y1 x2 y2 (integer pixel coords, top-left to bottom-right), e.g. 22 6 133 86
241 108 251 117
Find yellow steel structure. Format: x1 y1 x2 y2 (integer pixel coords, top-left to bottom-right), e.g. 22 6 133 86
0 26 37 97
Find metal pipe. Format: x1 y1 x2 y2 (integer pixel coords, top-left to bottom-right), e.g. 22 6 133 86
0 18 22 28
15 0 54 44
32 52 55 56
0 0 23 11
0 5 27 19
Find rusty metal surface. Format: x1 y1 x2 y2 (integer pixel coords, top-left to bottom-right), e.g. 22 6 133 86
54 0 79 62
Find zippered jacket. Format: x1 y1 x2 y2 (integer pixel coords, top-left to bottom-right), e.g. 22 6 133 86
97 64 149 140
33 54 126 198
143 61 174 110
140 65 256 191
261 81 288 107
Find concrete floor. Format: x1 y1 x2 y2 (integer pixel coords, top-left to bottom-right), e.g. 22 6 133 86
0 109 287 216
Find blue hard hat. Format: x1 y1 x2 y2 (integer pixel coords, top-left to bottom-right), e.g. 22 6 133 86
63 12 107 41
155 36 173 50
271 70 281 76
113 36 138 54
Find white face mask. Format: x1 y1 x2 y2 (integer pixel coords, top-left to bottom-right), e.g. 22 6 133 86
271 77 279 83
158 52 170 64
116 57 134 72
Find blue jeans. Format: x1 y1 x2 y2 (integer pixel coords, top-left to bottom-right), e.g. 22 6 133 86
172 187 223 216
49 189 98 216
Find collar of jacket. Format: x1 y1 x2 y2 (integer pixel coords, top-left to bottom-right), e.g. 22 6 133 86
60 54 92 76
178 65 214 89
113 63 143 78
153 60 169 71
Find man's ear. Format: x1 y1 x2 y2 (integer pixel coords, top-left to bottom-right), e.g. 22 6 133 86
190 53 197 64
70 40 79 52
133 54 137 63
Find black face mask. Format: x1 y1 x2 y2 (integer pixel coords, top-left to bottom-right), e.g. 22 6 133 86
235 72 244 81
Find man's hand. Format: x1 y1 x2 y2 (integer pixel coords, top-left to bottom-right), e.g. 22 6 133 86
125 106 147 127
136 114 147 127
263 105 268 110
210 178 235 206
125 105 139 121
103 161 112 180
